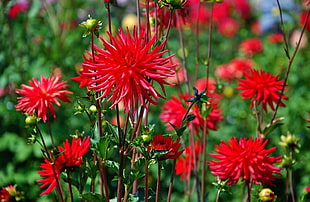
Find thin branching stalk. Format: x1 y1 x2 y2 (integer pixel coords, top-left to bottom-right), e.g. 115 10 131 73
205 2 214 92
289 150 296 202
215 189 221 202
194 1 201 83
67 170 74 202
201 120 208 202
145 159 149 202
270 1 310 124
245 178 253 202
155 162 162 202
90 30 110 200
253 101 263 137
176 11 190 94
107 2 112 36
36 125 65 202
286 168 289 202
167 159 176 202
47 116 55 147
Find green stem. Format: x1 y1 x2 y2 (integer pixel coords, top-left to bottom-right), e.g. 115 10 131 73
289 151 295 202
67 170 74 202
36 125 65 202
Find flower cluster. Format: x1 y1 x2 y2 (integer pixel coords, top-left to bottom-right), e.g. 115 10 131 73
160 93 223 133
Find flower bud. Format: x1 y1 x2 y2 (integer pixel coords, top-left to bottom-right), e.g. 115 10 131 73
280 156 295 168
141 135 152 144
89 105 97 113
25 115 37 125
258 188 276 202
279 132 300 153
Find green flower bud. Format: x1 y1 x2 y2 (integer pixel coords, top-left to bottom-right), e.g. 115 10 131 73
141 135 152 144
25 115 37 125
89 105 97 113
279 132 300 153
259 188 276 202
280 156 295 168
158 0 187 9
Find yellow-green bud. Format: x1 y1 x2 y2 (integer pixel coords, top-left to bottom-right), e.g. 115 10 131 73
25 115 37 125
89 105 97 113
280 156 295 168
259 188 276 202
279 132 300 153
85 18 98 31
141 135 152 144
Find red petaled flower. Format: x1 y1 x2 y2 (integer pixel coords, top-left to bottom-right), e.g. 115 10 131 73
0 188 10 202
239 38 263 57
307 112 310 128
149 134 183 160
217 17 240 38
208 137 282 186
16 76 72 122
237 70 287 111
72 28 176 112
267 33 284 44
215 58 253 82
160 94 223 133
37 137 90 196
175 141 202 180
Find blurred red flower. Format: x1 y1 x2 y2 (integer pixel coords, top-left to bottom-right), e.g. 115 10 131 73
217 17 240 38
149 134 183 160
237 70 287 111
8 2 28 19
37 137 90 196
300 11 310 32
16 76 72 122
239 38 263 57
194 77 223 102
175 141 202 180
267 33 284 44
208 137 282 185
215 58 253 82
160 94 223 133
0 188 10 202
73 28 175 112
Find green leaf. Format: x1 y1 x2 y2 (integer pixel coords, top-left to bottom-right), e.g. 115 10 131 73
80 192 104 202
263 117 284 137
97 136 110 160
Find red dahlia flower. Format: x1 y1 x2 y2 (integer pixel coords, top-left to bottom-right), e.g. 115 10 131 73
237 70 287 111
208 137 282 185
37 137 90 196
240 38 263 57
215 58 253 82
149 134 183 160
73 28 175 112
16 76 72 122
160 94 223 133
